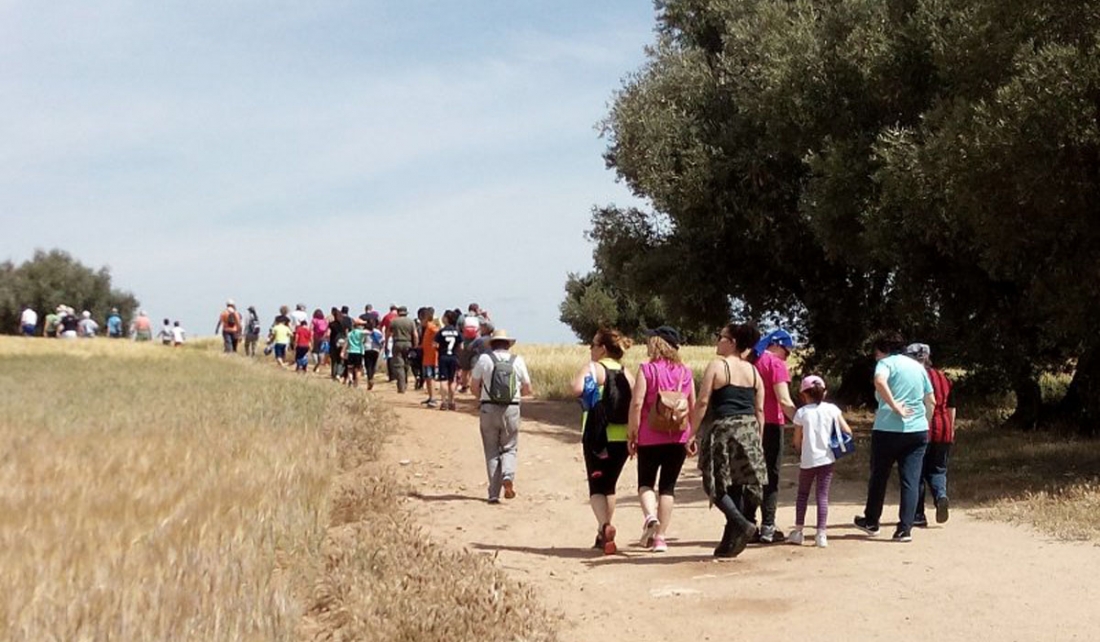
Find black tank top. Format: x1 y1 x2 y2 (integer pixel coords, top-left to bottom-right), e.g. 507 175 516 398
710 359 756 417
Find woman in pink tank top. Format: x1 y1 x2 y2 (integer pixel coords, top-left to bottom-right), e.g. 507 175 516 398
627 326 696 553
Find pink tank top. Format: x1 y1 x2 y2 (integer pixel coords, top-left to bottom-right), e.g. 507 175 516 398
637 360 694 446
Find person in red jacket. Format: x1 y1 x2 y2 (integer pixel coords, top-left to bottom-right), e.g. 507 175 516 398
293 320 312 373
905 343 955 526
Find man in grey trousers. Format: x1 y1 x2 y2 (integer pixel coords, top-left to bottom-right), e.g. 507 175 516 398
470 329 533 503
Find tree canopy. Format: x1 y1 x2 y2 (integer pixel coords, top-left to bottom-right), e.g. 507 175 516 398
1 249 139 334
568 0 1100 430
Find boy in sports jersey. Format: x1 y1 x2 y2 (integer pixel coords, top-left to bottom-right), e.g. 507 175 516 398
435 310 463 410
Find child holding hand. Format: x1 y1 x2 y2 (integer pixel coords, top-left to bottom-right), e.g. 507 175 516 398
791 375 853 548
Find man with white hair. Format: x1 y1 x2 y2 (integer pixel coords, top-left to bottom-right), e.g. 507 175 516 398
904 343 955 527
19 305 37 336
78 311 99 338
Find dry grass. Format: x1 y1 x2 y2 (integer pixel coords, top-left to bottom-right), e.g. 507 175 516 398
0 336 555 642
833 412 1100 542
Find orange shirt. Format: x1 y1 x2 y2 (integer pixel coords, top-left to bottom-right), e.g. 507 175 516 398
421 321 440 366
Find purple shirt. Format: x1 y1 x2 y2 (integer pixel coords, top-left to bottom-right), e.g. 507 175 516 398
637 360 695 446
755 351 791 425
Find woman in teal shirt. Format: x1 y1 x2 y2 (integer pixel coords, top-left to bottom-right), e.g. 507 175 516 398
855 332 935 542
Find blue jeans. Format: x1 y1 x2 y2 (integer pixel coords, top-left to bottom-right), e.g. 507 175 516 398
222 331 239 353
863 430 928 532
917 442 951 517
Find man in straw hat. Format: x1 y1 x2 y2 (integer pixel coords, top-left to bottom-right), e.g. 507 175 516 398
470 329 533 504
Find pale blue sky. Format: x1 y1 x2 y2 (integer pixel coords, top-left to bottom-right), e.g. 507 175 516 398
1 1 653 341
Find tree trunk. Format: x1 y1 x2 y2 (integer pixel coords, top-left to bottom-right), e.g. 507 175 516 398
1004 375 1042 431
834 357 877 410
1058 347 1100 437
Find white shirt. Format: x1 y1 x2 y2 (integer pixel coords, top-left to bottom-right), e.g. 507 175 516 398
290 309 308 327
21 309 37 326
171 326 186 343
793 402 844 468
471 350 530 403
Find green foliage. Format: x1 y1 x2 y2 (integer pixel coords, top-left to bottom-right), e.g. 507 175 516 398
558 269 668 343
0 249 139 335
582 0 1100 421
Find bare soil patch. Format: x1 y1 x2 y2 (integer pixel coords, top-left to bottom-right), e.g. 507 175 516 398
381 389 1100 642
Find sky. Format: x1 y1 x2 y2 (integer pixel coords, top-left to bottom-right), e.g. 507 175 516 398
0 1 655 342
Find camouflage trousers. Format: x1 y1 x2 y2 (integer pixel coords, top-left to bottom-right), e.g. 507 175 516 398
698 414 768 507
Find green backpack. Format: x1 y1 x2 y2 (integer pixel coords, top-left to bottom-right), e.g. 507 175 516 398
485 353 518 404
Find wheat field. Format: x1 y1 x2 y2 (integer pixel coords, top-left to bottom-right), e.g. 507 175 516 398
514 343 720 400
0 337 553 642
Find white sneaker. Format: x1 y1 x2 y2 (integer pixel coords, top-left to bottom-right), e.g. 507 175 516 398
640 516 660 548
815 531 828 548
788 529 804 545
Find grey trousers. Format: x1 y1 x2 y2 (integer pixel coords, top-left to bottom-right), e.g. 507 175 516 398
479 404 520 500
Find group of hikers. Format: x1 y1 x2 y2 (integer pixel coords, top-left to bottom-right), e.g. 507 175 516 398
16 304 182 343
214 294 955 556
565 324 954 558
214 300 504 410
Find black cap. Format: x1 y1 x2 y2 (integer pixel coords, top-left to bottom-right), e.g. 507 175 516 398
645 325 683 350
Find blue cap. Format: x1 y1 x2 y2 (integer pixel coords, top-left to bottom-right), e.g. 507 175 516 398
754 329 794 356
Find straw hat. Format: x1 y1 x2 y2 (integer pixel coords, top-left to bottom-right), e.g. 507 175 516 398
488 329 516 347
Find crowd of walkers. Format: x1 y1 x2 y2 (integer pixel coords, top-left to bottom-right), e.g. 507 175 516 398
210 299 534 505
571 324 955 558
16 304 182 344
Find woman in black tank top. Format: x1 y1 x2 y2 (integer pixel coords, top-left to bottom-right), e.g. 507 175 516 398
690 323 770 558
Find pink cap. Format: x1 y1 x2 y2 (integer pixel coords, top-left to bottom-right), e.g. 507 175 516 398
800 375 826 393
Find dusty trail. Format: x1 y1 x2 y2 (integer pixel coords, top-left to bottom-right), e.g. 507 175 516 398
377 386 1100 642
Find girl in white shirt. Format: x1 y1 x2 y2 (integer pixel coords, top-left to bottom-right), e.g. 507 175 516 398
791 375 853 548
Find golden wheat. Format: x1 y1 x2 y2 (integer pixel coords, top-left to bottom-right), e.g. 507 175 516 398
0 337 554 642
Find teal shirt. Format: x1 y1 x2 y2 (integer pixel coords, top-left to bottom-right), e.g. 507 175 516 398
346 328 365 354
874 354 933 433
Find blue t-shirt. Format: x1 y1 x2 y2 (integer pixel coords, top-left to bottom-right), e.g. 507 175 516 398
107 314 122 336
874 354 933 433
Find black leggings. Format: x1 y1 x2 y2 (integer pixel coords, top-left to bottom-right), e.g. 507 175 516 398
637 443 687 496
364 350 380 379
584 442 629 496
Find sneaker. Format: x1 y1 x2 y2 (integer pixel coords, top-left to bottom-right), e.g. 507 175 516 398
892 528 912 542
854 516 880 536
788 529 804 545
592 530 605 550
425 399 439 408
652 535 668 553
759 524 785 544
936 497 950 524
602 523 617 555
487 497 500 505
815 531 828 548
503 480 516 499
640 516 660 548
913 514 929 528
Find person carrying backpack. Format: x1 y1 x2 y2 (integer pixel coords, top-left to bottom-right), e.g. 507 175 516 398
244 306 262 356
215 300 242 353
571 327 634 555
470 329 533 504
627 326 696 553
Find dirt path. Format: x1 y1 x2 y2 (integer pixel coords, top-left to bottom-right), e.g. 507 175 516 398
378 387 1100 642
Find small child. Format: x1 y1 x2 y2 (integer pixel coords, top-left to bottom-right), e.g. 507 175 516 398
791 375 853 548
171 321 186 346
269 317 292 367
159 318 173 345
